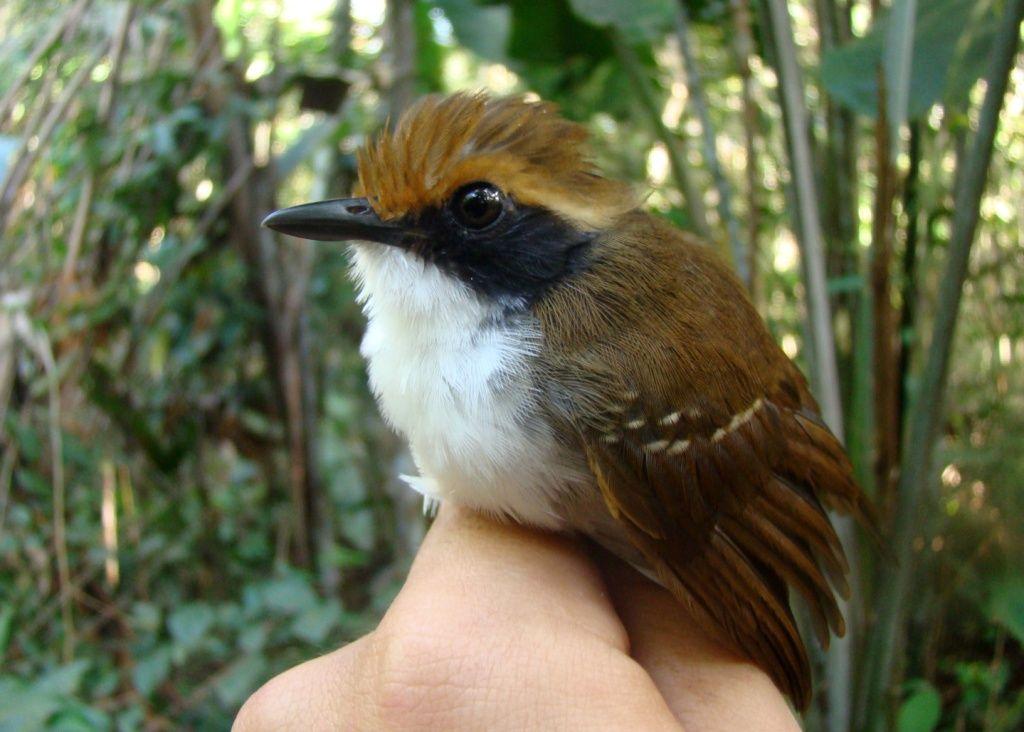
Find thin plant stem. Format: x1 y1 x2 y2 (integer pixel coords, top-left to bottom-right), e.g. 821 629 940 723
859 2 1024 727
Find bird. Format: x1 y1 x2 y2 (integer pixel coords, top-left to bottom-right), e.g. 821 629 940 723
262 91 880 709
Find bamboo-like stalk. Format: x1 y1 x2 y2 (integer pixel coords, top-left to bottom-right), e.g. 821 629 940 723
672 1 747 286
760 0 843 435
761 2 859 728
859 2 1024 728
729 0 762 303
0 45 105 233
895 124 923 440
614 35 713 240
386 0 416 117
12 314 71 659
870 65 900 518
59 2 136 293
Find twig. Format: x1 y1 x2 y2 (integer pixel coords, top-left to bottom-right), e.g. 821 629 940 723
0 0 93 124
760 2 858 728
672 1 747 285
0 45 106 233
59 2 136 293
729 0 763 302
12 311 73 660
614 34 712 240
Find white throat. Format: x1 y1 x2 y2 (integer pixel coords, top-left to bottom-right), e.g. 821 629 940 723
350 244 584 527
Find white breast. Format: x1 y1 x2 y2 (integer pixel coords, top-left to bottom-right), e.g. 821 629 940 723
350 244 586 529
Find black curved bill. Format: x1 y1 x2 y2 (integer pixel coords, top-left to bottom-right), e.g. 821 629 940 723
261 197 402 244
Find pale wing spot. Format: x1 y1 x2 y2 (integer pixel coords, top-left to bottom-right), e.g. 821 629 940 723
658 411 681 426
601 433 621 444
625 418 646 430
645 439 671 452
666 438 691 455
712 398 765 442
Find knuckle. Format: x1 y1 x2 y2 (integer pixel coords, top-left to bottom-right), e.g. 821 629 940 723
368 618 496 726
233 674 293 731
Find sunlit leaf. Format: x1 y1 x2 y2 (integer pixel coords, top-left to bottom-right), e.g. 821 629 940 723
822 0 1000 118
897 680 942 732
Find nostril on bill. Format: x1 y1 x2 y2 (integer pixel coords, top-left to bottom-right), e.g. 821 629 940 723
347 204 370 215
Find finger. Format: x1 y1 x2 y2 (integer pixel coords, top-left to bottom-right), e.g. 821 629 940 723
600 556 801 732
236 507 682 730
382 503 628 650
233 636 375 731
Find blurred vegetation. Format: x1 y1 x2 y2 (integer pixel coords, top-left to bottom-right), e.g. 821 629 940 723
0 0 1021 729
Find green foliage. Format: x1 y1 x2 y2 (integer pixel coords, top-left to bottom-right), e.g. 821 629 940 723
568 0 675 42
989 580 1024 646
897 680 942 732
822 0 1002 117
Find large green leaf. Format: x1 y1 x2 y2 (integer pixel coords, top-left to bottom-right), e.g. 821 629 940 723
897 680 942 732
434 0 511 61
822 0 1000 118
988 578 1024 645
568 0 675 41
502 0 612 65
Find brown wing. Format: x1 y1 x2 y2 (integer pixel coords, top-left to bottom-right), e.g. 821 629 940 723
578 364 876 711
534 211 879 708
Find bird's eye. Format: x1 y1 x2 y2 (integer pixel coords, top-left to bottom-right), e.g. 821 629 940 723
450 182 504 230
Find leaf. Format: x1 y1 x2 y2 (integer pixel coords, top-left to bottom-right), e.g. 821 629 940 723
822 0 1000 118
0 681 62 731
504 0 611 66
238 624 270 654
213 654 268 708
131 602 162 634
32 660 91 696
261 574 318 616
0 661 91 731
568 0 675 41
291 599 343 645
0 605 14 660
132 647 172 698
988 579 1024 645
434 0 511 60
897 680 942 732
167 603 215 652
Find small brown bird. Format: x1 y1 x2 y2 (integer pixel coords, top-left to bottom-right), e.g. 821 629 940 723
263 92 879 709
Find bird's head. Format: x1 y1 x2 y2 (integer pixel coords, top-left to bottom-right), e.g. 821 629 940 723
263 92 637 313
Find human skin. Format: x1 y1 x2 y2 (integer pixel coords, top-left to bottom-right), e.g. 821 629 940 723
233 505 801 731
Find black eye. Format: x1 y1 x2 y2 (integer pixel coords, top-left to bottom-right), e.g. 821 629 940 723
451 182 504 230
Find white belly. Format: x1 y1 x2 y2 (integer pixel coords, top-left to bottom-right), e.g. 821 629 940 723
352 245 586 528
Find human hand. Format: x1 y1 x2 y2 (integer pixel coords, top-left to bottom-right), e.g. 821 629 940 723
234 505 800 730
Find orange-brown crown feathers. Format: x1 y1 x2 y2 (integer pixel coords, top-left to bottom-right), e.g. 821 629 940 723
355 92 637 230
